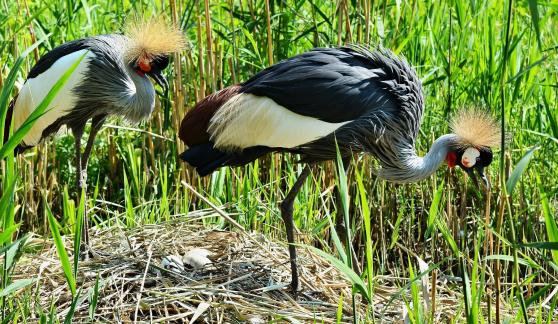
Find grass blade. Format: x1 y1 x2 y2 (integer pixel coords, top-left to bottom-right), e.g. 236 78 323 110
519 242 558 250
506 146 538 194
426 180 444 238
88 274 100 320
46 199 76 296
0 279 37 298
303 245 370 302
538 176 558 264
73 188 86 277
0 179 17 231
334 140 352 267
63 288 82 324
526 0 542 50
354 168 374 297
525 284 552 308
0 226 18 247
2 235 29 271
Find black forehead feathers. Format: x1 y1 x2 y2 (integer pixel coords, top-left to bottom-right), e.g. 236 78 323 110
151 55 170 70
478 147 493 166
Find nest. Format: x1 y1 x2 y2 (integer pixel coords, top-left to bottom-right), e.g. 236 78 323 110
12 209 525 322
13 211 375 322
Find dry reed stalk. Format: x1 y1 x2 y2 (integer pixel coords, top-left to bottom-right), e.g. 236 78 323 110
265 0 273 65
133 244 153 323
21 0 39 62
146 124 157 178
196 16 205 98
364 0 371 44
343 0 352 43
337 0 343 46
483 174 492 255
203 0 216 91
170 0 184 139
228 57 236 84
495 186 506 324
214 38 223 89
431 266 437 320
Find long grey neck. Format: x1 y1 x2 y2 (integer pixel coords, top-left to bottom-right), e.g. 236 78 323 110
378 134 459 183
120 67 155 123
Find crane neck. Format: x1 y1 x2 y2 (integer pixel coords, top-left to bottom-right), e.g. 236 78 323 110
378 134 459 183
120 66 155 122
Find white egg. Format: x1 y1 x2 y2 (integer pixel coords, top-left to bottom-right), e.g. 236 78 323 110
183 248 212 270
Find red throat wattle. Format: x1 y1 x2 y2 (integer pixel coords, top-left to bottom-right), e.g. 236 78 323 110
136 57 151 77
446 151 457 168
138 57 151 73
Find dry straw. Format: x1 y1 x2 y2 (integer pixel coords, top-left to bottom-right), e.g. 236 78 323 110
14 215 516 322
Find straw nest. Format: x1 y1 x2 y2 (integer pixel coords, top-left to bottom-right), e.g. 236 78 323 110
11 209 515 323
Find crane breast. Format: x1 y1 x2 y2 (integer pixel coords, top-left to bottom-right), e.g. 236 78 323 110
207 93 351 150
13 49 95 146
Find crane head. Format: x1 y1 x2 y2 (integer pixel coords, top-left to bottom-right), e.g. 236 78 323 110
133 55 170 92
448 109 499 190
447 146 493 189
124 15 185 92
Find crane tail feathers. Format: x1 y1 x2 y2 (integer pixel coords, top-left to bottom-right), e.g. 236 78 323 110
179 143 229 176
180 143 273 176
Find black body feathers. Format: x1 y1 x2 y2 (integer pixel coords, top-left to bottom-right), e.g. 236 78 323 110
179 46 424 176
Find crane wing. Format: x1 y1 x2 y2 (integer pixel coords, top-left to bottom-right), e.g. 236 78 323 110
27 39 90 79
241 47 400 123
13 49 95 147
187 47 424 153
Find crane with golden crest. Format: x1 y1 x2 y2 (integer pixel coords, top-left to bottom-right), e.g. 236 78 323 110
178 46 500 293
5 16 185 248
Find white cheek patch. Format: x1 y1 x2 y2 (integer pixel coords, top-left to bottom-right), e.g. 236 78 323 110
462 147 480 168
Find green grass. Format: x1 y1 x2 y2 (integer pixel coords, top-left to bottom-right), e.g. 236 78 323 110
1 0 557 322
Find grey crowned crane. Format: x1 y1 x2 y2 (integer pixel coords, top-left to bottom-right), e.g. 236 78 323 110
4 17 185 247
178 46 499 293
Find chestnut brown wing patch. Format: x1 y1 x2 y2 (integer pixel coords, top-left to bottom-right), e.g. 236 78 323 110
179 85 242 147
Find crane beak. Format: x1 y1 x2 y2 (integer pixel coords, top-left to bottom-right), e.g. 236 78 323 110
476 165 490 190
147 71 169 92
464 166 490 191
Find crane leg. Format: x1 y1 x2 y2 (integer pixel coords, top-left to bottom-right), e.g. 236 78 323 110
73 115 106 258
280 165 311 294
79 115 107 257
72 126 89 254
334 156 362 274
81 115 107 170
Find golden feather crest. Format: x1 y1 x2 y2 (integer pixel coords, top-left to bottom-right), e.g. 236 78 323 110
450 109 500 148
123 15 186 63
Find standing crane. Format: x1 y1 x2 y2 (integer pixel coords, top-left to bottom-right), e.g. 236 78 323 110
178 46 499 293
4 17 185 248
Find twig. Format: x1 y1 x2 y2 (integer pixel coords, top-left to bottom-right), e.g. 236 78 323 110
134 243 153 323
